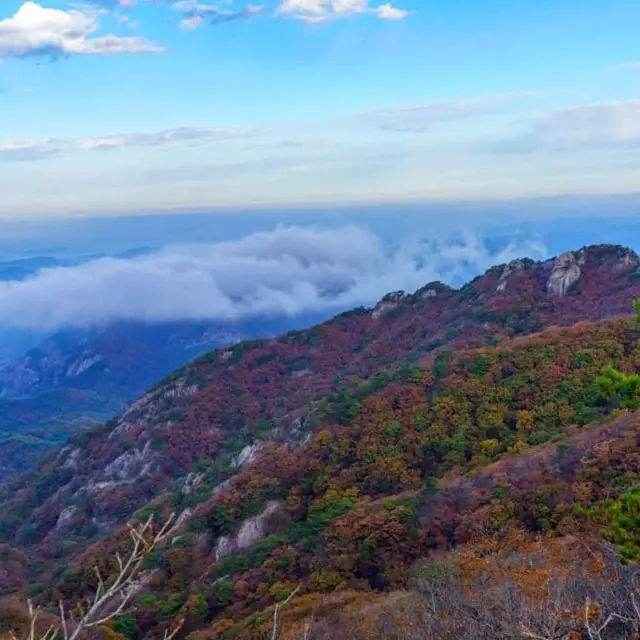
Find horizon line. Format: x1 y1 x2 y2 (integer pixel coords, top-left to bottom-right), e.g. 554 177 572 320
2 191 640 223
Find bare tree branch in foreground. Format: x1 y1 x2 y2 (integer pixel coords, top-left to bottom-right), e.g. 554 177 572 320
271 586 300 640
11 514 183 640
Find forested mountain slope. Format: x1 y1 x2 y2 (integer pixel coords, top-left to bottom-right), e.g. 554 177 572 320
1 244 640 640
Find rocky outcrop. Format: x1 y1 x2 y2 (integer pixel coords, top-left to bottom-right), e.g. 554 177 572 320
372 291 409 319
497 259 527 293
214 501 286 562
58 446 82 469
231 442 264 469
66 354 104 377
546 251 584 297
181 471 205 496
0 337 105 399
103 441 152 479
109 377 199 442
55 506 77 531
414 281 455 301
614 250 640 271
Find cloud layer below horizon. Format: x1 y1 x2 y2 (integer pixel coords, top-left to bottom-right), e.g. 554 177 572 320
0 225 547 331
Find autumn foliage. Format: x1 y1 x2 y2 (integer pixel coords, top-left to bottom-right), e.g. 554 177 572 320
2 245 640 638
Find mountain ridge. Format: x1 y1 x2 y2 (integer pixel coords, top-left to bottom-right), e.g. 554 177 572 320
1 243 640 639
2 244 639 538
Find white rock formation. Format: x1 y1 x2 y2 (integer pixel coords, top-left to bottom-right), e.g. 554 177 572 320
231 442 264 469
214 501 282 562
497 259 527 293
546 251 584 297
66 354 104 377
372 291 409 319
55 506 77 531
181 471 205 495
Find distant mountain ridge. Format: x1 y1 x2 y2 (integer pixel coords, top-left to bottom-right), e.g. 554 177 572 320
0 247 155 282
0 312 331 483
0 248 157 369
0 321 244 400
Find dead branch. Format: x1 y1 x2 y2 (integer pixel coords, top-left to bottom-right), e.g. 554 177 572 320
15 514 182 640
271 586 300 640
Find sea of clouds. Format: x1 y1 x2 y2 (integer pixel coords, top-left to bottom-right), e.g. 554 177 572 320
0 224 548 331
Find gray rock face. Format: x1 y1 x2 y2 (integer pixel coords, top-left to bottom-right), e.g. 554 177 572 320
55 506 77 532
546 251 583 297
231 441 264 469
497 259 527 293
103 441 152 479
615 250 640 270
181 471 205 496
372 291 409 319
214 501 283 562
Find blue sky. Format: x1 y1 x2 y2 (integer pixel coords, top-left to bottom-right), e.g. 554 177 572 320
1 0 640 216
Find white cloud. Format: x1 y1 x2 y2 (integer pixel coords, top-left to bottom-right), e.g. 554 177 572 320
498 100 640 152
0 1 162 59
169 0 263 29
0 125 257 161
373 3 408 19
54 0 398 34
0 225 547 331
179 15 204 29
359 93 534 132
79 0 136 8
606 61 640 72
0 91 528 161
173 0 220 14
0 140 62 162
277 0 410 22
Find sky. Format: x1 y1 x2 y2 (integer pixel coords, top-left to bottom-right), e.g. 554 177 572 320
1 0 640 216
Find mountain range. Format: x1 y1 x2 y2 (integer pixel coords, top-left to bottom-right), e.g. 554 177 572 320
0 249 157 368
0 313 331 484
1 243 640 639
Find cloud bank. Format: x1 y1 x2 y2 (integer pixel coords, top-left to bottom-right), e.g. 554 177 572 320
606 61 640 72
0 126 256 162
361 93 534 133
172 1 264 30
0 2 161 59
499 100 640 152
0 91 530 163
0 225 547 331
277 0 410 22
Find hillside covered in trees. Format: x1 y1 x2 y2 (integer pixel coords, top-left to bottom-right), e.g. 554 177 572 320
2 244 640 639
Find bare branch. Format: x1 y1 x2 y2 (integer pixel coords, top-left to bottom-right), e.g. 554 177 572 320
15 514 181 640
521 629 554 640
271 586 300 640
59 601 69 640
163 618 184 640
